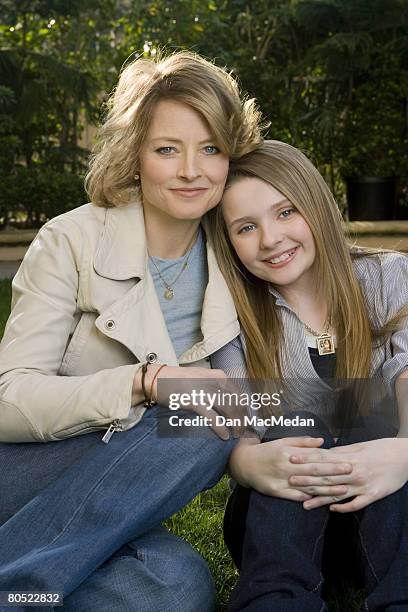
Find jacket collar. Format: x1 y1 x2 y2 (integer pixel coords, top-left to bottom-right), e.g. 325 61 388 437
93 199 147 280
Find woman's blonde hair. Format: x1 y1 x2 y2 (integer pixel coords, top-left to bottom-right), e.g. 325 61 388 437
85 50 264 207
207 140 406 381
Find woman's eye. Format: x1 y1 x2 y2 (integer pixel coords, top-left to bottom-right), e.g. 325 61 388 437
280 208 295 219
238 224 256 234
203 145 220 154
156 146 176 155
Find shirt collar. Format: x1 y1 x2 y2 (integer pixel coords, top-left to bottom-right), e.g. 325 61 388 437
268 284 291 308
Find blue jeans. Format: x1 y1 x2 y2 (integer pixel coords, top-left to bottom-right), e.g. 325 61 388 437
225 414 408 612
0 407 235 610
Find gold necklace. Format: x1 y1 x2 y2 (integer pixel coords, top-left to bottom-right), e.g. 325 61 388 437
149 231 198 300
302 320 335 355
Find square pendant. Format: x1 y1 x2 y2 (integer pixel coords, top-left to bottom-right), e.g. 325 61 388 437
317 333 335 355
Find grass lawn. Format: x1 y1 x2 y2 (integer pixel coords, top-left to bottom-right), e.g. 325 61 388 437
166 478 238 609
0 279 362 610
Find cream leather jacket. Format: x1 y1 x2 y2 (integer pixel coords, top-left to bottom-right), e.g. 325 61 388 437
0 200 239 442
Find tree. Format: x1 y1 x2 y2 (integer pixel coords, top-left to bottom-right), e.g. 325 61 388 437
0 0 116 225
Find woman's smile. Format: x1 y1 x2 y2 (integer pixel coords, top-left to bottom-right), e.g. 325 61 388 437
169 187 209 198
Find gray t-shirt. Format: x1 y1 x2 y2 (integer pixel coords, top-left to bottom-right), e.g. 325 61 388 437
148 228 208 359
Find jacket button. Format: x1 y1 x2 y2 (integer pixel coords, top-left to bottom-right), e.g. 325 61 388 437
146 352 158 364
105 319 116 330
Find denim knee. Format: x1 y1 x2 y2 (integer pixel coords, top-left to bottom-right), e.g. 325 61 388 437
64 528 216 612
169 538 215 612
132 530 216 612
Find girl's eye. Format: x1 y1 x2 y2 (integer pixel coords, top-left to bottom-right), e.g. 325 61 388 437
280 208 295 219
238 224 256 234
203 145 220 154
156 146 177 155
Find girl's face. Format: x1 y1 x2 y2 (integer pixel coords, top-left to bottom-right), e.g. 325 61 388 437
139 100 229 223
222 177 317 291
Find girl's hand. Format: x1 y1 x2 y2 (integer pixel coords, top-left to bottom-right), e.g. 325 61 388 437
134 364 245 440
289 438 408 512
228 436 352 502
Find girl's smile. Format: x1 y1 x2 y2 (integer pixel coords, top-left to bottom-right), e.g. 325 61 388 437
222 177 316 294
262 245 299 267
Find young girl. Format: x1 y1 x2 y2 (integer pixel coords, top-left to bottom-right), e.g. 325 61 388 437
208 140 408 611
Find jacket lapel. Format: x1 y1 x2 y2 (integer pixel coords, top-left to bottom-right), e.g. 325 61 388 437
93 200 178 364
92 200 239 365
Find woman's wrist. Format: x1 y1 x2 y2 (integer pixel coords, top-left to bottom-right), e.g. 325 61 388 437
132 363 166 406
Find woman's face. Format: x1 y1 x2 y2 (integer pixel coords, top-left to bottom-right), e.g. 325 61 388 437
138 99 229 223
222 177 316 291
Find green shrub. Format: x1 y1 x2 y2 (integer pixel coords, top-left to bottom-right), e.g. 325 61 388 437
0 166 86 227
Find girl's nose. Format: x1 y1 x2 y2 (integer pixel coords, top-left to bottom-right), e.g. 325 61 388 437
259 224 284 250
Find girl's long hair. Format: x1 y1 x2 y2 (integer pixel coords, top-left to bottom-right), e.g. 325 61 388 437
207 140 407 380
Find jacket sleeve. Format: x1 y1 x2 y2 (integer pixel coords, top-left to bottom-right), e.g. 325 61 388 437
0 218 140 443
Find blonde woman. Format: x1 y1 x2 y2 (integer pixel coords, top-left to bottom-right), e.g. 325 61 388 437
0 51 263 610
208 141 408 610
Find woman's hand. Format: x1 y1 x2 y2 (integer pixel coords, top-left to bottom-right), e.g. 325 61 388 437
288 438 408 512
133 364 245 440
228 436 352 502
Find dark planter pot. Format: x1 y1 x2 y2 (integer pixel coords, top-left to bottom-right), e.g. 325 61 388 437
345 176 398 221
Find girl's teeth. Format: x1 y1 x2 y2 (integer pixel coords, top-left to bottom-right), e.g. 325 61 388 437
270 249 295 264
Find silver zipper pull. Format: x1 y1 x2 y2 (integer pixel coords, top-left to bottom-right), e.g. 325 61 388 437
102 420 121 444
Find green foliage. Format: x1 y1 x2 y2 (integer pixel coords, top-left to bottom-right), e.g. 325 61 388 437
0 279 12 339
290 0 408 183
0 165 86 227
1 0 407 222
340 70 408 177
0 0 117 224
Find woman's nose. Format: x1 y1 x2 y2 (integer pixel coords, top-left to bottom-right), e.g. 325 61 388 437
177 152 202 180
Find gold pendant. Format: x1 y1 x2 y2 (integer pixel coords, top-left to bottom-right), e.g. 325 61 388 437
164 288 174 300
316 333 335 355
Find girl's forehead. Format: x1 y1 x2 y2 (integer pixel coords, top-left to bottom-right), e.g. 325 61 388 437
223 178 287 211
226 177 285 198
